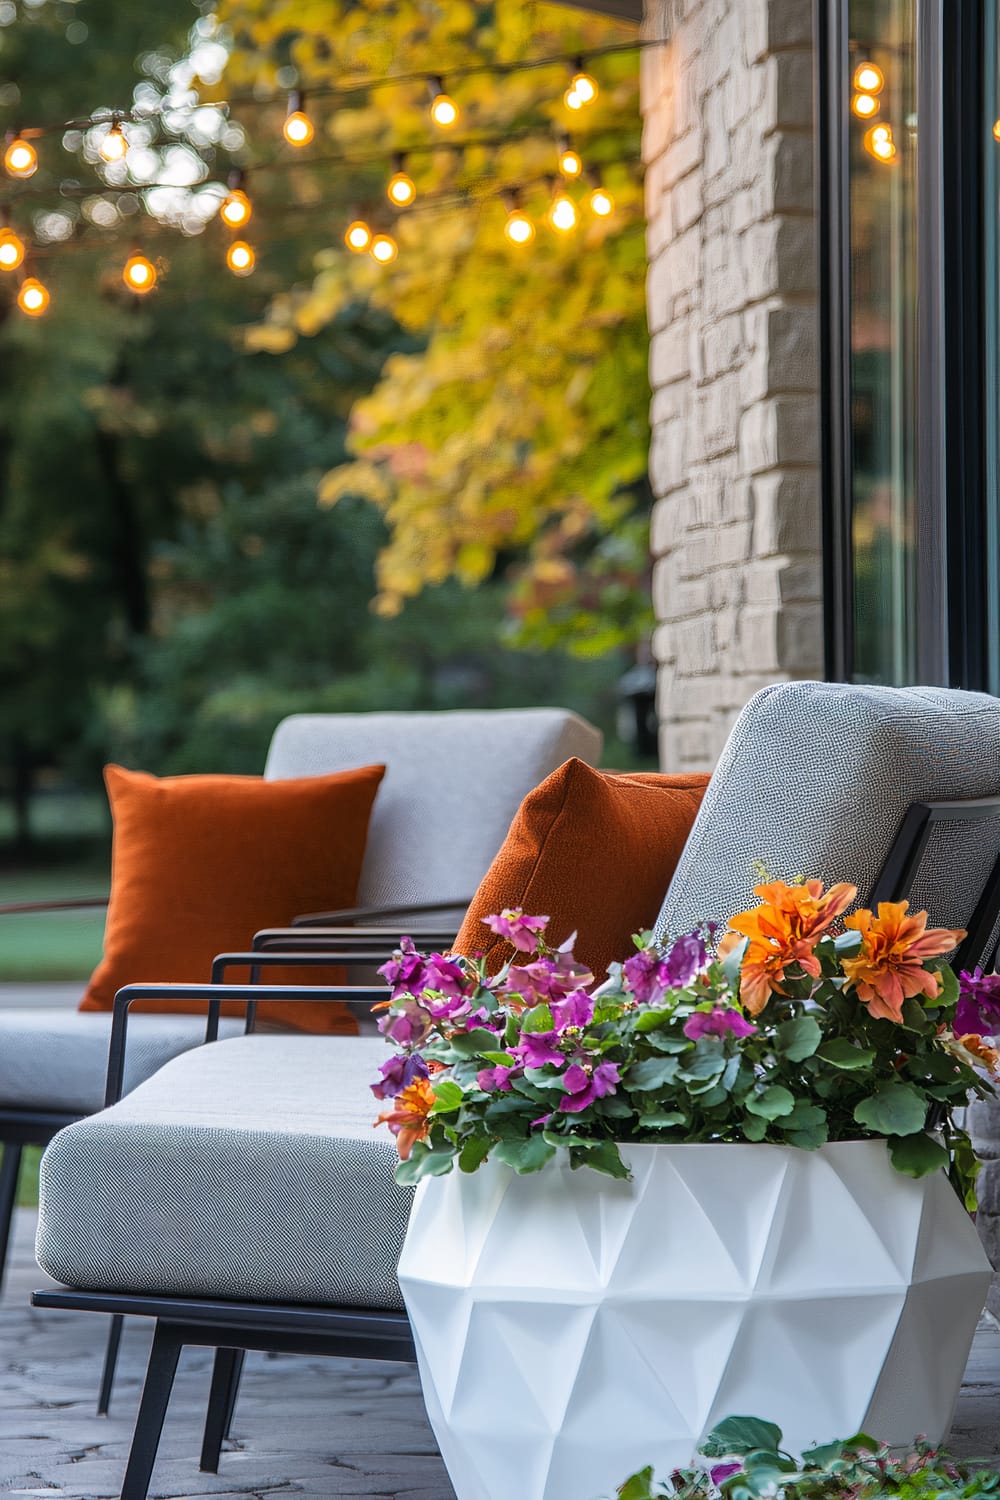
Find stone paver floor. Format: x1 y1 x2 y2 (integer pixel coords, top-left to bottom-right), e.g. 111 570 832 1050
4 1206 1000 1498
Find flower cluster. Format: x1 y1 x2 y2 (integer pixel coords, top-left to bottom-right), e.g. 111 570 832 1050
373 883 998 1192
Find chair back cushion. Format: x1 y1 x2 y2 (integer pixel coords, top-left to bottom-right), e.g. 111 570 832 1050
454 759 709 980
264 709 603 909
654 682 1000 944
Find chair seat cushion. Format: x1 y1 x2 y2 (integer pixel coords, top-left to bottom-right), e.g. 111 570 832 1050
0 1007 243 1116
36 1034 409 1311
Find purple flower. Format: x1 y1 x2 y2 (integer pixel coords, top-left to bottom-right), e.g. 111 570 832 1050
378 939 468 1002
709 1463 742 1485
477 1064 516 1093
505 944 595 1006
557 1060 621 1113
956 969 1000 1037
378 997 433 1048
683 1007 756 1042
371 1052 429 1100
662 931 709 987
484 909 549 953
622 949 672 1005
551 990 594 1033
423 992 473 1022
514 1031 566 1069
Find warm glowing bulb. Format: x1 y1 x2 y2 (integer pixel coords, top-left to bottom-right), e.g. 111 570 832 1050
284 111 314 146
226 240 256 276
4 137 37 179
345 220 372 252
100 122 128 163
370 233 398 264
430 93 458 127
220 188 252 228
993 119 1000 143
549 194 578 233
559 148 582 178
852 93 879 118
123 253 156 293
0 228 25 270
564 87 583 111
589 187 614 218
17 277 49 315
571 71 597 104
864 124 896 161
504 210 535 246
387 170 416 207
853 62 885 94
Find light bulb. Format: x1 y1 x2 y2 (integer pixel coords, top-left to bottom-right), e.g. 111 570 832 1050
993 119 1000 143
559 147 582 178
345 220 372 252
17 277 49 315
589 187 614 218
504 209 535 246
549 194 578 233
429 78 458 127
864 123 896 161
4 136 37 179
387 170 416 207
220 188 252 228
570 70 597 105
100 121 128 163
0 227 26 270
853 62 885 94
852 93 879 118
283 93 314 146
370 233 397 264
123 253 156 293
226 240 256 276
564 87 583 111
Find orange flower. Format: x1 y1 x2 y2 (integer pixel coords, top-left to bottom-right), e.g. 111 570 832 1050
841 902 965 1023
375 1077 436 1161
725 879 857 1016
952 1033 1000 1075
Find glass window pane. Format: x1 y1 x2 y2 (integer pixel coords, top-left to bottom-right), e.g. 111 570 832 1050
848 0 918 683
986 4 1000 696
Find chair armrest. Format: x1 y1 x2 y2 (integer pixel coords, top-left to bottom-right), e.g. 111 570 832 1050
0 895 108 915
211 950 396 984
107 982 386 1109
291 897 469 927
252 925 459 955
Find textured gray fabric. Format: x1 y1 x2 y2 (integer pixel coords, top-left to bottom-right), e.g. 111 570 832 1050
655 682 1000 945
264 709 603 908
0 1007 243 1115
36 1034 409 1309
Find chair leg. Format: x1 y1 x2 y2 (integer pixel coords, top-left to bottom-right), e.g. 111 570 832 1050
199 1347 244 1473
0 1142 23 1296
119 1320 182 1500
97 1314 124 1415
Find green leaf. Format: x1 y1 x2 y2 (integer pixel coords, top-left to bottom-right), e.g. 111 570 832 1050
522 1067 569 1091
634 1008 674 1033
775 1016 822 1061
817 1038 875 1070
853 1082 927 1137
641 1111 687 1128
521 1004 554 1033
781 1101 827 1132
934 963 960 1010
430 1079 465 1114
700 1416 783 1458
678 1048 726 1083
721 936 748 987
616 1467 655 1500
448 1028 506 1057
745 1084 795 1120
626 1056 680 1091
457 1135 492 1173
584 1139 631 1179
834 929 863 955
801 1439 846 1468
742 1112 768 1141
480 1050 518 1068
888 1130 950 1178
494 1135 557 1174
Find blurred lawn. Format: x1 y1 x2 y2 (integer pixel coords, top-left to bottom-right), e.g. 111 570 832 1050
0 791 109 981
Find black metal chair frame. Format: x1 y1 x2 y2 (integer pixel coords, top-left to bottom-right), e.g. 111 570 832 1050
30 795 1000 1500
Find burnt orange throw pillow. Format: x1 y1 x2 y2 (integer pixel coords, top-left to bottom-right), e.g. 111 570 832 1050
80 762 386 1034
453 758 710 981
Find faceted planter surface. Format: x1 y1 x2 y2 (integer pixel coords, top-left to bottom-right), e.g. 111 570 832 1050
397 1140 990 1500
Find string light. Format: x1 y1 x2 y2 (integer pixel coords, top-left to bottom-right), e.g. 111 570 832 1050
122 252 157 293
863 123 896 161
0 227 26 270
853 62 885 94
99 119 128 163
387 153 416 206
993 119 1000 143
851 93 879 118
4 134 38 179
226 240 256 275
283 91 315 147
549 190 578 233
502 192 535 245
565 59 598 111
429 77 459 128
17 276 49 316
557 134 582 178
345 219 373 252
589 184 614 217
370 233 398 263
220 173 252 228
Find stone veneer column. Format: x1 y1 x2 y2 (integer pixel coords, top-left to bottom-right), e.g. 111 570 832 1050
641 0 823 770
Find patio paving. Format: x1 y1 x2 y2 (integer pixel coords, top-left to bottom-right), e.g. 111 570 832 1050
3 1204 1000 1499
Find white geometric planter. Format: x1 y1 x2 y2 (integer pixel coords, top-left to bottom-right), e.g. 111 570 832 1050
398 1141 990 1500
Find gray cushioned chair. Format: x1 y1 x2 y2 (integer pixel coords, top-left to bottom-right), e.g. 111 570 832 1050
0 707 602 1298
31 682 1000 1500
